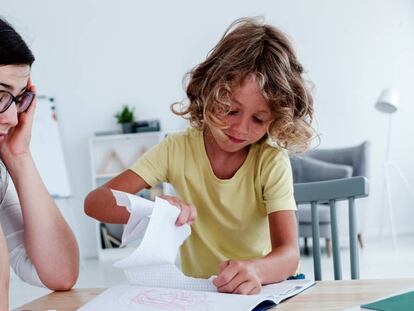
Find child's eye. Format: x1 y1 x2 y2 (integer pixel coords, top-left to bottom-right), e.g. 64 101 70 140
228 110 238 116
253 116 264 124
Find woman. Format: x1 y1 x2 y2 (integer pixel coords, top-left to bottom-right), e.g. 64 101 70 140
0 18 79 310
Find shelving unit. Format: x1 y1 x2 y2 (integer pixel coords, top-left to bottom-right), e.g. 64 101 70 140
88 131 165 260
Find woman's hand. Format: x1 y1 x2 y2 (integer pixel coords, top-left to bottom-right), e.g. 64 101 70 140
0 81 36 161
213 259 262 295
159 195 197 226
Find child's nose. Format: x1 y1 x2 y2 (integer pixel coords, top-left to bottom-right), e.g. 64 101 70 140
233 116 250 135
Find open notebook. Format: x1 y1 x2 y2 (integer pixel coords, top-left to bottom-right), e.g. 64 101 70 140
78 280 314 311
78 191 314 311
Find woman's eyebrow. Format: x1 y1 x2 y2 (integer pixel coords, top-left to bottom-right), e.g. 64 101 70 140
0 82 13 90
0 83 27 95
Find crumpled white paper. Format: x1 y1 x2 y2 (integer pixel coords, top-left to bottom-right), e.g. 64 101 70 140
111 190 216 292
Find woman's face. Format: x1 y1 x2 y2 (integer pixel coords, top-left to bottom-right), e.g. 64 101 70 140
0 65 30 141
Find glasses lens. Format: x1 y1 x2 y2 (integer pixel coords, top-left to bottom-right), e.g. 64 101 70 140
16 91 34 113
0 91 13 113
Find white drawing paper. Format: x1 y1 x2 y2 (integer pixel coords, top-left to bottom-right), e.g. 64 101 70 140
78 280 315 311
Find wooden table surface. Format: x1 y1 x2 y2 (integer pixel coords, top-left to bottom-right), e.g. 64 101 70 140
14 278 414 311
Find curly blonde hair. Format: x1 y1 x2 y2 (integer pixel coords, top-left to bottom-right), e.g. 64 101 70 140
171 17 315 153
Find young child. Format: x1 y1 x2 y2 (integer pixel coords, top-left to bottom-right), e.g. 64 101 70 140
85 17 314 295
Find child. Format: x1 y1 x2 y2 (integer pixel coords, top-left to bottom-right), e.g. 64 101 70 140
85 17 314 295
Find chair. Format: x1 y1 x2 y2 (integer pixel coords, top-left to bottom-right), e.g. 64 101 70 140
294 176 369 280
290 141 370 255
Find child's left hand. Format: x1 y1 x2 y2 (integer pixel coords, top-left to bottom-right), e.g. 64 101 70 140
213 259 262 295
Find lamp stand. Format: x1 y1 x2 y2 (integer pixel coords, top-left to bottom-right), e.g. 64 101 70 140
379 114 414 248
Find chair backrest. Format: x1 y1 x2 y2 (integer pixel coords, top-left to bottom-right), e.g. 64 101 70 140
306 141 370 178
294 176 369 281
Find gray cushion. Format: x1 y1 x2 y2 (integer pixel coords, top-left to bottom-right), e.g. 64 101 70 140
297 204 331 223
299 223 331 238
290 156 353 183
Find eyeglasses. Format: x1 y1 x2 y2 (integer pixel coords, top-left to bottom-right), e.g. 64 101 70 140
0 90 35 114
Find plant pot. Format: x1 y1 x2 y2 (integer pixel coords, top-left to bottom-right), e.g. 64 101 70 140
121 122 135 134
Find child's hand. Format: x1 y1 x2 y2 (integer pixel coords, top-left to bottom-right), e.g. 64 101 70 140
159 195 197 226
213 260 262 295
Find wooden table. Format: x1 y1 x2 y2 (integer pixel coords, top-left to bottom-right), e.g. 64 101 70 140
14 278 414 311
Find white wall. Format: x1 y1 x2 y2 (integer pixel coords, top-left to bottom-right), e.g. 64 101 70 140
2 0 414 258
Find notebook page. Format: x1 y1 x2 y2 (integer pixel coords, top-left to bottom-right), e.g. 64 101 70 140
77 284 275 311
78 280 315 311
260 279 315 304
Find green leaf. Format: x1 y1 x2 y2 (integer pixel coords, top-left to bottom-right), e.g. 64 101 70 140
115 105 135 123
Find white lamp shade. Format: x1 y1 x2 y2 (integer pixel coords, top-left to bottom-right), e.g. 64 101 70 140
375 88 399 114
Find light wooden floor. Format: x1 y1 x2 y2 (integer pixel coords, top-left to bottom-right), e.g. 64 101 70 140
9 234 414 309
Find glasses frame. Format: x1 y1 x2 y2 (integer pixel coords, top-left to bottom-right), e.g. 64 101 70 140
0 90 35 114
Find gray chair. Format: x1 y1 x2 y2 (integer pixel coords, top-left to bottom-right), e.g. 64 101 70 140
294 176 369 280
290 141 370 256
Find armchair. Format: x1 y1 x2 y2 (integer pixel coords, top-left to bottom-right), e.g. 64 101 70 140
290 141 370 256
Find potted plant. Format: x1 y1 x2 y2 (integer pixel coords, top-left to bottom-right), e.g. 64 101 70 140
115 105 135 134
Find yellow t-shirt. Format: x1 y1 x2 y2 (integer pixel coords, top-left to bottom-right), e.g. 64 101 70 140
130 128 296 278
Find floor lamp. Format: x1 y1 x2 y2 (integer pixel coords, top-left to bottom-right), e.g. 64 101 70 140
376 88 414 248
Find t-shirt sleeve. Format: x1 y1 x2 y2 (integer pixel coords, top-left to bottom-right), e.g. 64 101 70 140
261 149 297 214
129 136 171 187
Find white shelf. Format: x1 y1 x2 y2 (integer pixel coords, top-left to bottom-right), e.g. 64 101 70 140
88 131 164 260
95 172 120 179
92 131 164 142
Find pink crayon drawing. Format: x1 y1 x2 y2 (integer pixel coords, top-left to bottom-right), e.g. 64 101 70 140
120 288 215 311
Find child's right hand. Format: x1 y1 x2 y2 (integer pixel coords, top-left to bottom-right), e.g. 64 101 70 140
159 195 197 226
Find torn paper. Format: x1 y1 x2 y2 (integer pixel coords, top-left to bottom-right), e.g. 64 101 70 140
112 190 153 247
111 191 216 292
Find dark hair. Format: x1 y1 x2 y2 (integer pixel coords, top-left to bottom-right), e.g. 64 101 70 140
0 18 33 201
0 18 35 66
172 17 315 153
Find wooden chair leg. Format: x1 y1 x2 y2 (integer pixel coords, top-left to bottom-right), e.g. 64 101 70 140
325 238 332 257
357 233 364 249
